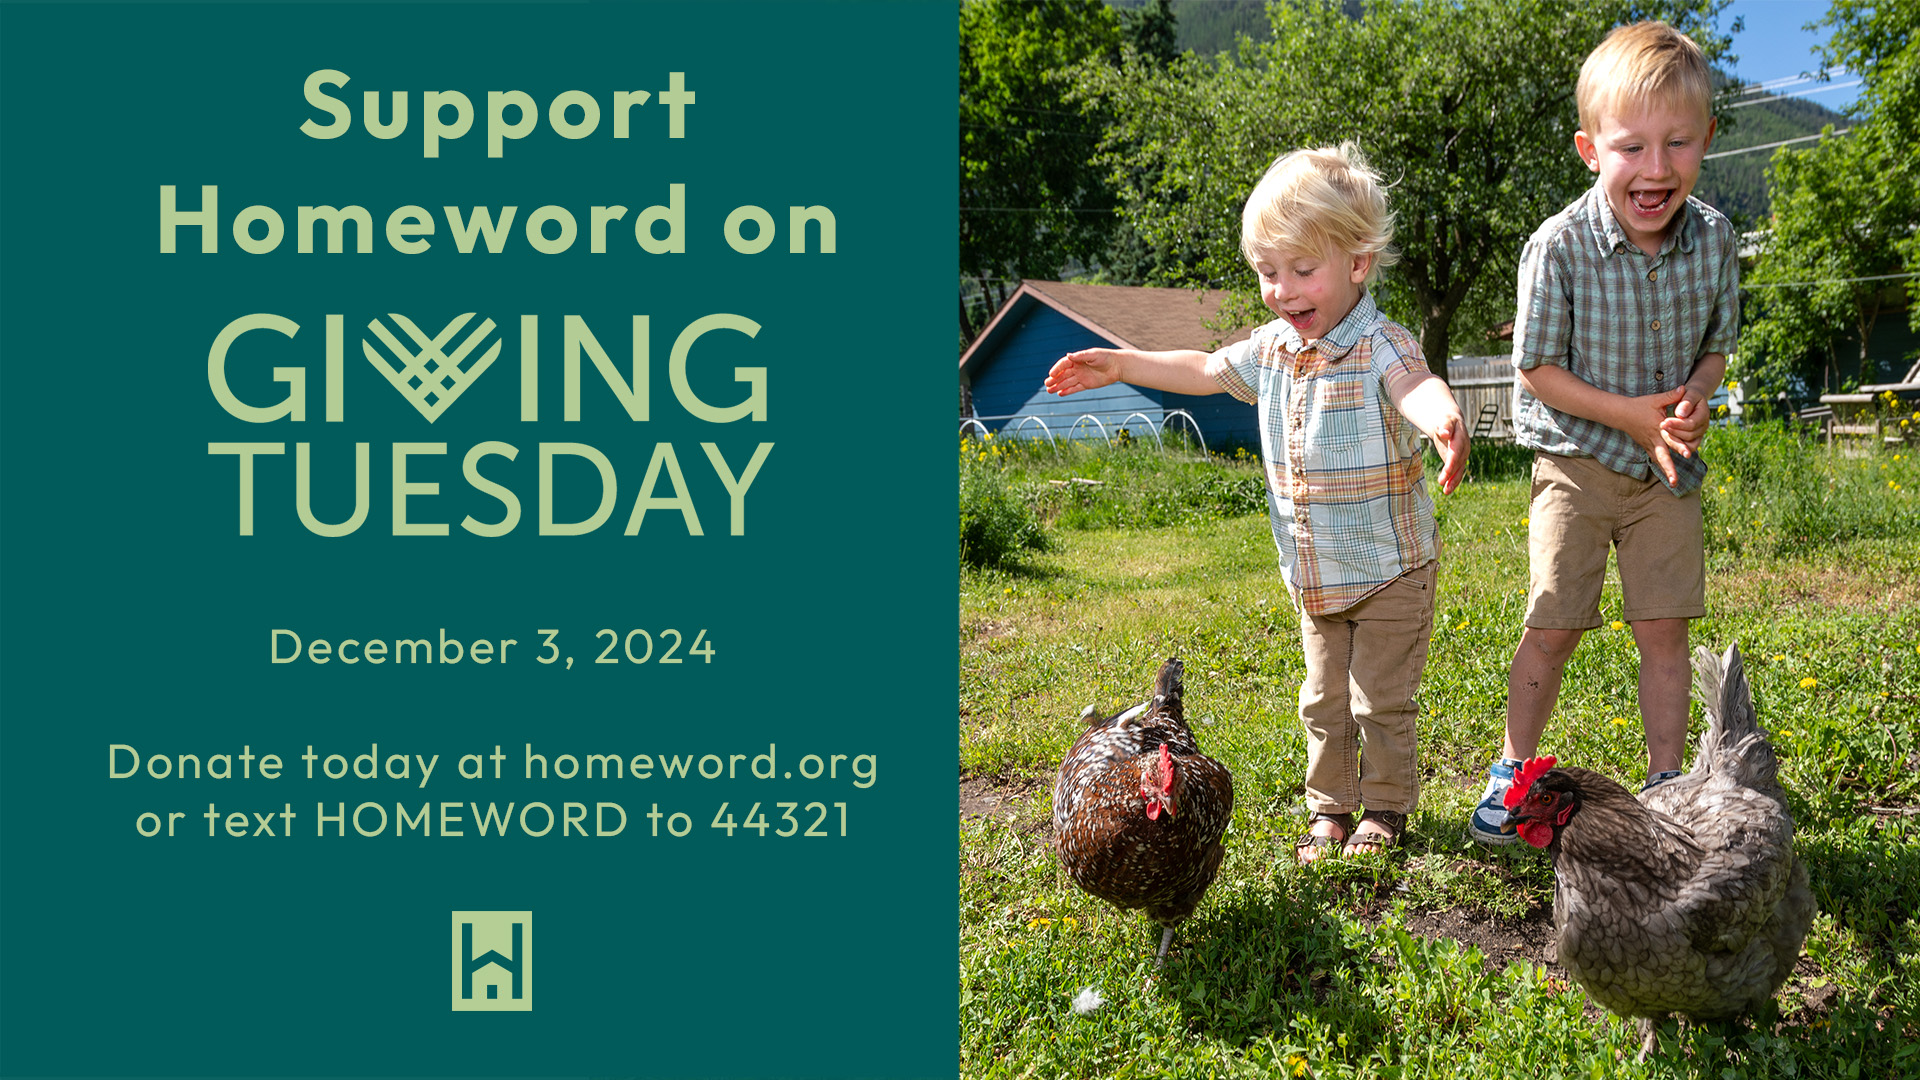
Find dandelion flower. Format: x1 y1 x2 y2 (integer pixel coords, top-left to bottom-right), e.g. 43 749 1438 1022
1026 917 1052 930
1772 654 1786 662
1610 620 1625 631
1286 1054 1310 1077
1718 486 1727 494
1521 516 1530 526
1071 986 1105 1015
1004 587 1013 596
1063 917 1079 930
1799 677 1817 689
1611 716 1629 726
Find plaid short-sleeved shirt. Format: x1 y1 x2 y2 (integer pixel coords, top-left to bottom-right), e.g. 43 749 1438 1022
1511 182 1740 496
1206 293 1438 616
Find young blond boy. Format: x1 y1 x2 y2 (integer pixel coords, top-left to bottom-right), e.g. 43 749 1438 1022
1045 144 1467 860
1468 22 1738 844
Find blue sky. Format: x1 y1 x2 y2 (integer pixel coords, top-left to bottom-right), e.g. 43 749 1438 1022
1719 0 1861 114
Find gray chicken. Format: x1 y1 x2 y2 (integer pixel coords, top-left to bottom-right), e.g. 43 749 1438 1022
1053 657 1234 964
1503 644 1815 1054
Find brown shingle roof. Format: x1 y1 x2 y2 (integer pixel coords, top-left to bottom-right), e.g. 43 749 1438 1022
960 281 1257 372
1024 281 1256 352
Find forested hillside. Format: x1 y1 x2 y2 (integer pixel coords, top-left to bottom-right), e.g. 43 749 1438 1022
1698 93 1851 228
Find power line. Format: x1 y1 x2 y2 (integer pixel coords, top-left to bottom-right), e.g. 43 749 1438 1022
1729 70 1849 97
1704 128 1851 159
961 122 1103 138
1746 271 1917 289
1724 80 1861 108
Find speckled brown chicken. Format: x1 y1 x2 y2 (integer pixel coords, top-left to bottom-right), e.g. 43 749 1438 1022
1052 658 1234 964
1504 644 1815 1053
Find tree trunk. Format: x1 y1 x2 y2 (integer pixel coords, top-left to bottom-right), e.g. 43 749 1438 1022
1421 307 1453 384
1856 296 1881 386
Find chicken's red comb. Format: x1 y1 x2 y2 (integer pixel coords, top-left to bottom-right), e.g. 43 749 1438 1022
1502 755 1557 810
1158 743 1174 794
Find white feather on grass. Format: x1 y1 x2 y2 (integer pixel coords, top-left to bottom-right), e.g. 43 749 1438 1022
1071 986 1105 1015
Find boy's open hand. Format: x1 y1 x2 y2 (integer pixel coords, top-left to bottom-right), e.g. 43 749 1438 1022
1043 350 1120 396
1431 414 1468 495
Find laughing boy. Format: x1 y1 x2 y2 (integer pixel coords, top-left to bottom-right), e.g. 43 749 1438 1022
1469 21 1740 844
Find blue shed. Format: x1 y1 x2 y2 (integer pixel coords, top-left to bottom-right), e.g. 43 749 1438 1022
959 281 1259 450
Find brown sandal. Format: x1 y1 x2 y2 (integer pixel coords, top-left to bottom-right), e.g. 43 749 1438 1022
1294 812 1354 864
1343 809 1407 856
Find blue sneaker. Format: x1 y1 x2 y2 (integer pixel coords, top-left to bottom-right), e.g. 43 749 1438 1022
1640 769 1683 792
1467 758 1523 845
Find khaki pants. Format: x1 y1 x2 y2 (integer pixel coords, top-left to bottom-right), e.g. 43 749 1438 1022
1297 561 1436 816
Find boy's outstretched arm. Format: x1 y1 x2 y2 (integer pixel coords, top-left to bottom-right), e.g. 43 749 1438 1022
1517 364 1691 487
1659 352 1727 458
1389 374 1469 494
1043 348 1221 398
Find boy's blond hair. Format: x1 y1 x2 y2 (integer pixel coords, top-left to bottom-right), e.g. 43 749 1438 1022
1576 21 1712 133
1240 142 1397 283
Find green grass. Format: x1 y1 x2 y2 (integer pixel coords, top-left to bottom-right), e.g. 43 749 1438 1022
959 426 1920 1079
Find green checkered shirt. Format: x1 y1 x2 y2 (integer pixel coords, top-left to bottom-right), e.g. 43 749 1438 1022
1511 181 1740 495
1208 293 1438 615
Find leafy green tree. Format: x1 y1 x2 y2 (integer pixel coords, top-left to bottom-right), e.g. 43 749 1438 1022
1120 0 1179 64
959 0 1121 347
1740 130 1908 392
1097 0 1193 287
1071 0 1730 381
1739 0 1920 395
1822 0 1920 345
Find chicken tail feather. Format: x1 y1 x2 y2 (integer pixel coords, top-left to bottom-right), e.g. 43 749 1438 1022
1691 644 1778 789
1153 657 1185 725
1693 644 1756 740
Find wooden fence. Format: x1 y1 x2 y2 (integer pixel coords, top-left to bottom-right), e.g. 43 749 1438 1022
1447 357 1517 441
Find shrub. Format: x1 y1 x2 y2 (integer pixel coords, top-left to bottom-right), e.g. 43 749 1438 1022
1035 450 1268 529
1702 422 1920 556
959 441 1047 570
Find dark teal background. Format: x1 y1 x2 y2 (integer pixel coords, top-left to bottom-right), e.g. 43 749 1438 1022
0 3 953 1076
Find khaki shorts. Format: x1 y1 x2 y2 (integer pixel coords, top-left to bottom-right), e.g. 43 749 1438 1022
1525 453 1704 629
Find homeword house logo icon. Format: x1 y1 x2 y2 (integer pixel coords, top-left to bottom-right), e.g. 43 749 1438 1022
451 910 532 1011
